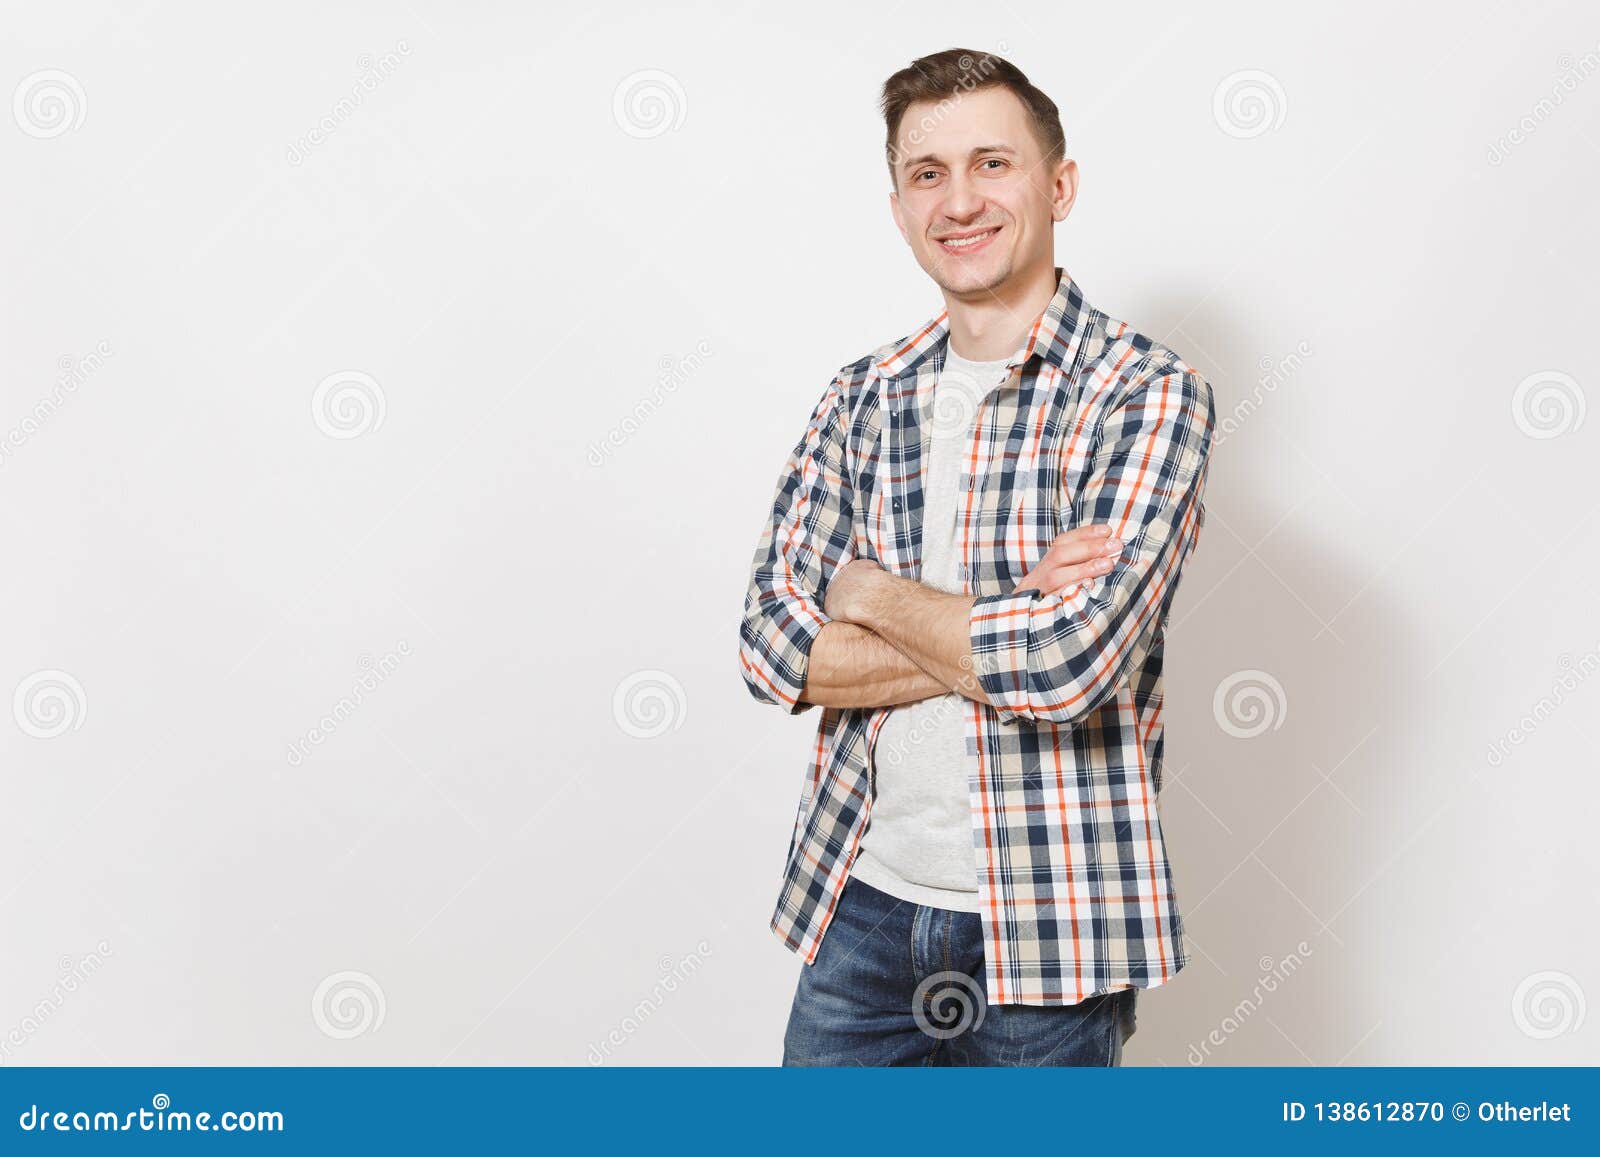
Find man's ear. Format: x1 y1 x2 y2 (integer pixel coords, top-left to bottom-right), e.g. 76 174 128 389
1050 158 1080 223
889 190 911 246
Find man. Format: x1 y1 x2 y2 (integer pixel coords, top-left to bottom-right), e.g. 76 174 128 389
737 47 1215 1066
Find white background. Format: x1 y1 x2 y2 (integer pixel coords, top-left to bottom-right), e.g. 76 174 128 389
3 0 1597 1065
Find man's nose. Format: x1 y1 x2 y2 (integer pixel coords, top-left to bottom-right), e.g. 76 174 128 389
940 173 985 221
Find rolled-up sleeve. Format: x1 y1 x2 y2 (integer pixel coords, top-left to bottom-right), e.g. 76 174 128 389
738 376 857 714
968 368 1214 726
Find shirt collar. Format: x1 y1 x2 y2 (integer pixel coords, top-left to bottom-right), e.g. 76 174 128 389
874 266 1100 381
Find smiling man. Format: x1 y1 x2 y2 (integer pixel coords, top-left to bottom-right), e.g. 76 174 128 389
737 48 1216 1066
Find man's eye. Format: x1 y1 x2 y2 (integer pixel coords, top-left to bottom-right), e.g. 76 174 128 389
982 158 1006 170
916 170 938 182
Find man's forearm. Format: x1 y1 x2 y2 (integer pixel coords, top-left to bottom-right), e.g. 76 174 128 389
797 620 950 709
845 573 994 707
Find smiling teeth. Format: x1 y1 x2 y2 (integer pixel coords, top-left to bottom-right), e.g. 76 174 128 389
941 231 995 248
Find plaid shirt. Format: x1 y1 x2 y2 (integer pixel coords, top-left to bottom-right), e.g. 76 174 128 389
738 268 1214 1006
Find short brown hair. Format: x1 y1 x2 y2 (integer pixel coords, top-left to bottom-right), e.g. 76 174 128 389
880 48 1065 187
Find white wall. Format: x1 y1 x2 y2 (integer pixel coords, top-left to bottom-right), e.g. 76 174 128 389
3 0 1595 1065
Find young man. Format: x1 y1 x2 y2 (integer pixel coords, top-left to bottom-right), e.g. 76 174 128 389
738 48 1215 1066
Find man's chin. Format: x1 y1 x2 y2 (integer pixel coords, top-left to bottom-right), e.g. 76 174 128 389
926 255 1012 299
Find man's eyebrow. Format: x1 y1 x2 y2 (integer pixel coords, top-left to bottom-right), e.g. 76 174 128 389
898 144 1019 173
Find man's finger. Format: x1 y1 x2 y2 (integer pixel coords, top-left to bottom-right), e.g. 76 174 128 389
1047 529 1123 565
1057 522 1113 541
1046 555 1117 594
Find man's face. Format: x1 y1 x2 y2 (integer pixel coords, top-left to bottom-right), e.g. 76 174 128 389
888 86 1075 300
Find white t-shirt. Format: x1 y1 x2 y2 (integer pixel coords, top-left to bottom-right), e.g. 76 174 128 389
849 345 1016 912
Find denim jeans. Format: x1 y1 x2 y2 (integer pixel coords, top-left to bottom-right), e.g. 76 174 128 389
782 875 1137 1066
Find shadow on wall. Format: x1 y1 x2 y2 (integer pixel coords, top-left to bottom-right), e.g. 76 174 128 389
1120 290 1411 1066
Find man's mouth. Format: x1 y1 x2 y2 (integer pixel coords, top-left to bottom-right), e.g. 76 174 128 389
935 226 1000 254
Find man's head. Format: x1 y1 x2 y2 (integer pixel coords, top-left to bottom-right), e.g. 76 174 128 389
881 49 1077 300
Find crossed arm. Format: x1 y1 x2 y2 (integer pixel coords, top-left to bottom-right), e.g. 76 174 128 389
792 618 950 709
800 532 1121 710
737 367 1213 726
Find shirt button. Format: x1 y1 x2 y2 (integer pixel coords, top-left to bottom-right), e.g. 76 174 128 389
957 565 969 581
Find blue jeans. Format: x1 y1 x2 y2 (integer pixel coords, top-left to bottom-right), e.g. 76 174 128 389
782 875 1137 1066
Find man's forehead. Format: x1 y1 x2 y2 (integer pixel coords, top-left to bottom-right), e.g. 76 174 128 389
893 86 1032 160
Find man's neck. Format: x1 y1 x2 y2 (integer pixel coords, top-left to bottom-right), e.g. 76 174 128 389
943 261 1060 362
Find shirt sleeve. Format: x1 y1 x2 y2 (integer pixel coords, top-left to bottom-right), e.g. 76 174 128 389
967 368 1214 726
738 375 857 714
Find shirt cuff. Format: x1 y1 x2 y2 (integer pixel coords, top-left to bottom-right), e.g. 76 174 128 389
781 613 824 716
967 587 1042 726
745 598 829 716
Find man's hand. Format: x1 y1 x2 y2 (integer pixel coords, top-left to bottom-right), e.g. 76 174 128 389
813 523 1124 708
823 558 887 625
1017 523 1123 596
827 523 1121 625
